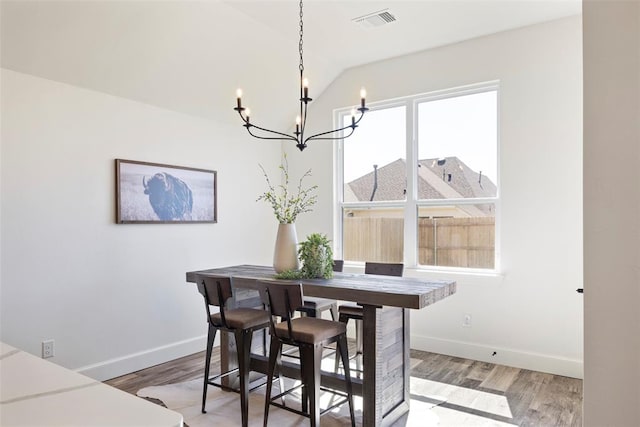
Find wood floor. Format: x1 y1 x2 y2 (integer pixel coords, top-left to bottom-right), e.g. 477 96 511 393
106 347 583 426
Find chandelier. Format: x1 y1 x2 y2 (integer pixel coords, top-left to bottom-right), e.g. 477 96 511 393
233 0 368 151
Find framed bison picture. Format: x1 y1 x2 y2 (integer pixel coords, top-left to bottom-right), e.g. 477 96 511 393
115 159 217 224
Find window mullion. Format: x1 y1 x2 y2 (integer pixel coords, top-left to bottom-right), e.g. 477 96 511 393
334 114 345 259
404 100 418 268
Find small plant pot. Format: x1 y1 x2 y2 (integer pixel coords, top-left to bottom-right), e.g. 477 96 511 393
299 233 333 279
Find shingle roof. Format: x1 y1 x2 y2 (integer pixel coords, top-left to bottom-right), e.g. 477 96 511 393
345 157 497 215
346 159 408 202
418 157 497 199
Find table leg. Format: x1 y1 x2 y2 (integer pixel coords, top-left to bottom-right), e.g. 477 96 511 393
361 304 379 426
361 305 411 426
220 331 236 388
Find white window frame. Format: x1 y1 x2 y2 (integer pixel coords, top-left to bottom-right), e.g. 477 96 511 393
334 81 501 274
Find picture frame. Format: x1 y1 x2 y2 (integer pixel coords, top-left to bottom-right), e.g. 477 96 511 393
115 159 217 224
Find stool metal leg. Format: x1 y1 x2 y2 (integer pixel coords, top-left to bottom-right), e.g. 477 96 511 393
202 325 217 413
355 319 363 374
328 303 338 321
337 335 356 427
335 314 347 373
235 329 254 427
263 338 282 427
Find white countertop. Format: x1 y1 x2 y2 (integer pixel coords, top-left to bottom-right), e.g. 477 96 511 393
0 342 183 426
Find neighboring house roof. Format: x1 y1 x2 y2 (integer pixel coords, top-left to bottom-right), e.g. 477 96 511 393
345 157 497 215
418 157 497 199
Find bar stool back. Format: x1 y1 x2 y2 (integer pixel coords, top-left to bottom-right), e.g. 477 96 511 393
197 276 270 427
364 261 403 277
261 280 355 427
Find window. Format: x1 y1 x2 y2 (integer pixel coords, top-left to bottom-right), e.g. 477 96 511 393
337 83 499 271
340 105 406 263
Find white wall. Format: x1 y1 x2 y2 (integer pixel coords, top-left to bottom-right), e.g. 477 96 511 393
288 17 584 378
583 1 640 425
0 69 279 379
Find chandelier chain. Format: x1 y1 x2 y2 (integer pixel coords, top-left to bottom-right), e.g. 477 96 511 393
299 0 304 73
233 0 367 151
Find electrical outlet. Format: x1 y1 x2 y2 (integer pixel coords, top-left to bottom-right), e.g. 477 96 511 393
42 339 55 358
462 314 472 328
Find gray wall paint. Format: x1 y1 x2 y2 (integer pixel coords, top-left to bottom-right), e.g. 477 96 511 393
583 1 640 425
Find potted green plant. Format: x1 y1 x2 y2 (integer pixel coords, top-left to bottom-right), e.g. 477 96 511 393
274 233 334 279
298 233 334 279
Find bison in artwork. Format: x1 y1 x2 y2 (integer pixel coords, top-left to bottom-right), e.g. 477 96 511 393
143 172 193 221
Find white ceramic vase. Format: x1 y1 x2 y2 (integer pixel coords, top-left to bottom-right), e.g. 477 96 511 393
273 223 300 273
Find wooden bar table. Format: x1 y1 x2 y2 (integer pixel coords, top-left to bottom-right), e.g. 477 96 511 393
186 265 456 427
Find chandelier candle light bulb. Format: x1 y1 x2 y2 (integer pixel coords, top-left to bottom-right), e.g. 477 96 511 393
233 0 368 151
236 88 243 109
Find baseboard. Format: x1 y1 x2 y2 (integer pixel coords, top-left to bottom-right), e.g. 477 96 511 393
76 335 209 381
411 334 583 379
77 333 582 382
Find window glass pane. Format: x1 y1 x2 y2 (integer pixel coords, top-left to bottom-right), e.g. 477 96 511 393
343 106 406 202
343 208 404 263
338 85 498 271
418 91 497 199
417 204 495 269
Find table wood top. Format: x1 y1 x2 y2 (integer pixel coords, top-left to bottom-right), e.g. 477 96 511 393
186 264 456 310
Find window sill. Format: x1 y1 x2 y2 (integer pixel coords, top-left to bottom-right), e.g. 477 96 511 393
405 267 504 286
342 262 504 286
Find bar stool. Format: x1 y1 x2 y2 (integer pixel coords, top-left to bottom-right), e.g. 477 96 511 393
197 276 271 427
260 279 355 427
297 260 344 319
337 262 404 372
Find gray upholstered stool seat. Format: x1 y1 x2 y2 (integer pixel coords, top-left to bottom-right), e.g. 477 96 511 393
334 304 362 319
211 308 270 330
274 317 346 343
298 297 338 319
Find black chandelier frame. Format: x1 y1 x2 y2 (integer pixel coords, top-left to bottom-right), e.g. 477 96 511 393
233 0 368 151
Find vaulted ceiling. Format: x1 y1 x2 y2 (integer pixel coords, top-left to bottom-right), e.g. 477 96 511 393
1 0 581 129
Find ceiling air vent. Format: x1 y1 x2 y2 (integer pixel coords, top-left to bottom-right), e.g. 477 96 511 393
352 9 396 28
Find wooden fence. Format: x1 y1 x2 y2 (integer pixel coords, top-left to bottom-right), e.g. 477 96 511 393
343 216 495 268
